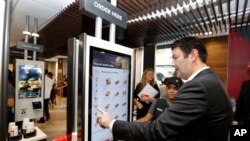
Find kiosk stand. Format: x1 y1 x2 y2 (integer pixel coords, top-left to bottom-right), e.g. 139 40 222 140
66 0 131 140
15 16 44 122
15 59 44 121
11 16 47 140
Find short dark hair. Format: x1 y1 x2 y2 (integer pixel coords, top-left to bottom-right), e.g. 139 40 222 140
171 37 207 63
48 72 53 78
45 69 48 75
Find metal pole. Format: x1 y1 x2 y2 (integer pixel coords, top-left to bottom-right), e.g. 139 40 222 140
24 15 30 60
109 0 117 43
33 18 38 61
67 37 80 140
74 39 79 132
95 17 102 39
0 0 11 140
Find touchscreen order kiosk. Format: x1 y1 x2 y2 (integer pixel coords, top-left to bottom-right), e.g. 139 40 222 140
15 59 44 121
82 34 134 141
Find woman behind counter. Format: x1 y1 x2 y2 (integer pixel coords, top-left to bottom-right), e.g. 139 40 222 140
133 68 160 119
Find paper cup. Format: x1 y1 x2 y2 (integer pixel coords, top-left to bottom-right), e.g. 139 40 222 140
10 125 18 137
8 122 16 133
27 122 35 133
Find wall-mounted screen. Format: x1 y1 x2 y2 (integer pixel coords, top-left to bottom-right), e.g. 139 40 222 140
89 47 131 141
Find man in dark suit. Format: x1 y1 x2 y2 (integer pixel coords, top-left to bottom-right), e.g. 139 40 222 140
97 37 233 141
234 63 250 126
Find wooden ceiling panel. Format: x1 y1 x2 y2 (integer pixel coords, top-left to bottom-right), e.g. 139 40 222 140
36 0 250 57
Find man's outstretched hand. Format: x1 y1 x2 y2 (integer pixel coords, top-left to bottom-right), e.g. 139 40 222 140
96 107 114 129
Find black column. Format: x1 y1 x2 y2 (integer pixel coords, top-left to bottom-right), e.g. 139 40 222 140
82 15 95 36
143 44 155 70
67 38 76 140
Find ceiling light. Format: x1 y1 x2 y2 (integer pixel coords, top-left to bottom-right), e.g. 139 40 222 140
147 13 152 19
127 0 211 23
31 33 39 37
142 14 147 20
22 31 31 35
151 11 157 19
138 16 143 21
156 10 162 18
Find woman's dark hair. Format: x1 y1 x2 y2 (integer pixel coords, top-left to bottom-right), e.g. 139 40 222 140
171 37 207 63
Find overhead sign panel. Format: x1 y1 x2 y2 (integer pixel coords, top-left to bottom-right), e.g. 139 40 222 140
17 41 43 52
80 0 127 29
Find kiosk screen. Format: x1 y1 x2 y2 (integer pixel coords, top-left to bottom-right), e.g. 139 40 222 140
89 46 131 141
18 64 43 99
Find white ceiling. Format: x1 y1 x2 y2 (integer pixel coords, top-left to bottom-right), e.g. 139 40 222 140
9 0 74 47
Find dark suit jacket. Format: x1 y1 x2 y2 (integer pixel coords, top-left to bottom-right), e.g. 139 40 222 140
234 79 250 125
112 69 233 141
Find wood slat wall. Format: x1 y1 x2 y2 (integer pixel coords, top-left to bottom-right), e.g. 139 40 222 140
203 36 228 87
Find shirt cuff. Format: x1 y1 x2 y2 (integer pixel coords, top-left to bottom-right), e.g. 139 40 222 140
109 119 116 132
232 121 239 125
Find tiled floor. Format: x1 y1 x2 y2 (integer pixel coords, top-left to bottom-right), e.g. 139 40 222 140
36 96 67 141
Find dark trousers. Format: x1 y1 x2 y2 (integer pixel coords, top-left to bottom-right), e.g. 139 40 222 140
44 99 50 118
40 99 50 121
7 109 14 123
50 87 56 105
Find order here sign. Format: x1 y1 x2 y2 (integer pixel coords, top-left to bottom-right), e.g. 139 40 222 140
80 0 127 29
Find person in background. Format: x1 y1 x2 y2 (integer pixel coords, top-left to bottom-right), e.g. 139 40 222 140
234 62 250 126
7 70 15 124
38 69 54 123
133 68 160 119
159 77 169 99
136 77 183 122
48 72 56 107
96 36 233 141
63 74 68 97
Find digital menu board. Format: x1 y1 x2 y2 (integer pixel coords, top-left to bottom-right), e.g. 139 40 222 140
89 47 131 141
